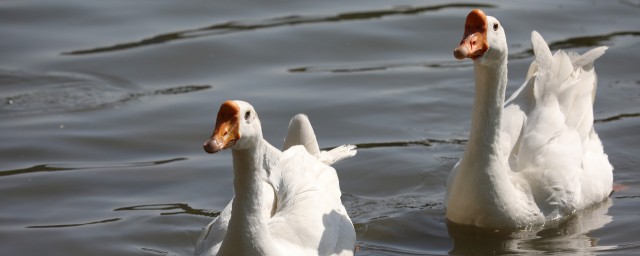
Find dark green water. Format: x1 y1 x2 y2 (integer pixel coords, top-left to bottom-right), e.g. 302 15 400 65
1 0 639 255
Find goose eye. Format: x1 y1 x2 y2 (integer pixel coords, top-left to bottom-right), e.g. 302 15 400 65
244 110 251 120
493 23 499 31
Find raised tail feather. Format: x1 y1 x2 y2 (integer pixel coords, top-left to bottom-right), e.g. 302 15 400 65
319 145 357 165
284 114 357 165
284 114 321 158
529 31 607 137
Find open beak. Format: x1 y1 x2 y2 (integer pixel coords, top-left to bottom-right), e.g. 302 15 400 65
203 100 241 154
453 9 489 60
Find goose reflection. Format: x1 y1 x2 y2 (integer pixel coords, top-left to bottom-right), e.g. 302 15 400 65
447 199 613 255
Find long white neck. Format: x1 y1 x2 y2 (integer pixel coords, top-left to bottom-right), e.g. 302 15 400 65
460 58 508 173
218 139 280 255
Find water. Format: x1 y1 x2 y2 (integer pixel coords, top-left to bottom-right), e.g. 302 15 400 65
1 0 639 255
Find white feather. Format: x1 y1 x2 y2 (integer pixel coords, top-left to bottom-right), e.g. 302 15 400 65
283 113 357 165
196 101 356 256
445 14 613 229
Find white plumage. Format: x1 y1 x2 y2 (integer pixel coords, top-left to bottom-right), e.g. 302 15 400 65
284 114 357 166
446 9 613 229
198 100 356 256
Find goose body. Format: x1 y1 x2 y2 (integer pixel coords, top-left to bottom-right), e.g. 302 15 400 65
197 100 356 256
445 9 613 228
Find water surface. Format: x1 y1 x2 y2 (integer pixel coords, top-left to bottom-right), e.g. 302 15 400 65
1 0 639 255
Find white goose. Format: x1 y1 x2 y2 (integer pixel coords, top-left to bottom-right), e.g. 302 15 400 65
197 100 356 256
445 9 613 229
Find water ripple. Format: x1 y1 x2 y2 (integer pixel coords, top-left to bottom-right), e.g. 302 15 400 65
26 217 121 229
595 112 640 123
62 3 494 55
114 203 220 218
0 158 187 177
510 31 640 59
321 138 466 151
356 243 437 256
140 248 170 255
0 69 212 116
290 31 640 74
289 60 472 74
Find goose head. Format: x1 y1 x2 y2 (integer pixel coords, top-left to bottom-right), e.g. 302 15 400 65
453 9 507 66
203 100 262 153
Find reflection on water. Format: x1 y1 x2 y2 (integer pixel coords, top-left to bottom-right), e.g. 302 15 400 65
448 200 613 255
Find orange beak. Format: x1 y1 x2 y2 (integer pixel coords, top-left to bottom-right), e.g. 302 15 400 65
453 9 489 60
203 100 241 154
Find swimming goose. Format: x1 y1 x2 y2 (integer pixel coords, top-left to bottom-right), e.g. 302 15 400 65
445 9 613 229
197 100 356 256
